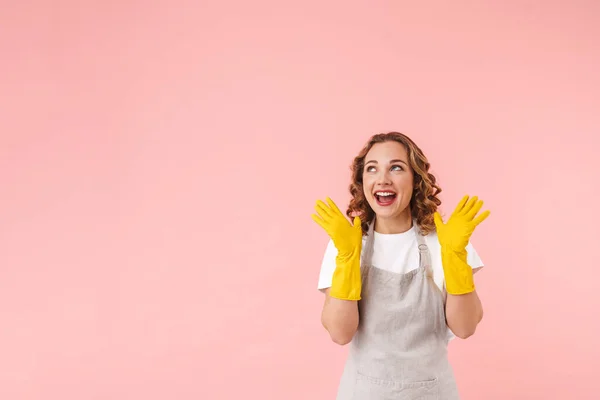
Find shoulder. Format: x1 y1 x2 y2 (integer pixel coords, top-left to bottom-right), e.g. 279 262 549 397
422 229 441 250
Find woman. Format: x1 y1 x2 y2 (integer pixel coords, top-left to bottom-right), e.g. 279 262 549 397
311 132 490 399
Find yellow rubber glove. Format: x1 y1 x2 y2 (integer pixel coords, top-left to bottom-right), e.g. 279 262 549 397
434 195 490 295
311 197 363 301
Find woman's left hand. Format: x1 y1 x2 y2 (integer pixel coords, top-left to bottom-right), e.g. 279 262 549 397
433 195 490 295
433 195 490 253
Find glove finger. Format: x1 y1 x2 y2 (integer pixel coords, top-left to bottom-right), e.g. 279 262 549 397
313 208 332 226
326 197 344 217
465 199 484 220
472 209 490 226
460 196 478 216
311 213 330 233
315 200 334 219
453 195 469 215
352 216 362 230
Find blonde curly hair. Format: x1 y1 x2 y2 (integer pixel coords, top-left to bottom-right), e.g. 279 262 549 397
346 132 442 235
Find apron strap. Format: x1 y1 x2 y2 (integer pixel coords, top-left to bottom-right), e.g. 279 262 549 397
362 219 376 267
415 222 434 278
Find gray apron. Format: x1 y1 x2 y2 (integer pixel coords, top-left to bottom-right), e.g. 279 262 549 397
336 220 460 400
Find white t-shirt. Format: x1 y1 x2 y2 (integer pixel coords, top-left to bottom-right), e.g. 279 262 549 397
317 224 484 341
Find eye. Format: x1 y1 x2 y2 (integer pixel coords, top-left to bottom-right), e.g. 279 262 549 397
365 165 376 172
391 165 404 171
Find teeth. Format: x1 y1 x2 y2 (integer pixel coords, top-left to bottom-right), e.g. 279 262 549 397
375 192 395 196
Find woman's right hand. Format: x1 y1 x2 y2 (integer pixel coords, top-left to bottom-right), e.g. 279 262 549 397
312 197 363 300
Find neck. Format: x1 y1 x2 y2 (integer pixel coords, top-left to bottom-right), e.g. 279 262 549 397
374 210 413 234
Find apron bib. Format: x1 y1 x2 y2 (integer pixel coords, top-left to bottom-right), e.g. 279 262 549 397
336 220 460 400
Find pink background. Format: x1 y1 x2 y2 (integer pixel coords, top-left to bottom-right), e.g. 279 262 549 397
1 1 599 399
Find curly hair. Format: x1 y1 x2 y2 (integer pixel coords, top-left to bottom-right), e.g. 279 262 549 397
346 132 442 236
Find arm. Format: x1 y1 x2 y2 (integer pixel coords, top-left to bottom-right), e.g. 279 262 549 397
311 198 363 346
445 268 483 339
434 195 490 339
321 288 359 345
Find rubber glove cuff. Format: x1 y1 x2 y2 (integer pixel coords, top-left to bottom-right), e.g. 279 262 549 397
441 248 475 295
329 252 362 301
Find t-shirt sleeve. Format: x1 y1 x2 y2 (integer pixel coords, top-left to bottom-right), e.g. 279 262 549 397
317 239 338 292
466 241 484 270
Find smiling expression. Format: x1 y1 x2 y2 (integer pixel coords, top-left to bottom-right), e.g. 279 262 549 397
362 141 415 221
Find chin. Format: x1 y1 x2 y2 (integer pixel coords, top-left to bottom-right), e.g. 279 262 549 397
375 210 399 219
374 204 411 221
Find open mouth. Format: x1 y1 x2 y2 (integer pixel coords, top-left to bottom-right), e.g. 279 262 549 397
374 191 397 206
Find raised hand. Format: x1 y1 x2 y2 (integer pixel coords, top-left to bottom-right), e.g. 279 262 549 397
312 197 363 300
312 197 363 258
434 195 490 252
433 195 490 295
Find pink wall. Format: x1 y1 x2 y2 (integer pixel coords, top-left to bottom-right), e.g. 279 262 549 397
1 1 599 399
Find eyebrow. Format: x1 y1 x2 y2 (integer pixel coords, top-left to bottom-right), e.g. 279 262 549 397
365 159 408 166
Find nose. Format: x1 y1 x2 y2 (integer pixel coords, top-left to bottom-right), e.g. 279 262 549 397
375 170 392 186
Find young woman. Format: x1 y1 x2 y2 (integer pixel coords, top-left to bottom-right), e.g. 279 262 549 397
311 132 490 399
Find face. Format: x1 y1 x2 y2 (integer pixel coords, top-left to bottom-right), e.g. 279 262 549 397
362 141 414 221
